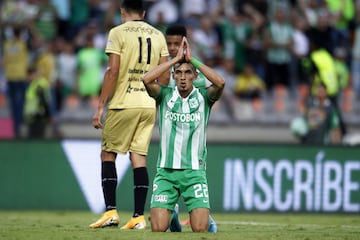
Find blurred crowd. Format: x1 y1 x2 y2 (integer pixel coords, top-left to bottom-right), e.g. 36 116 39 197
0 0 359 141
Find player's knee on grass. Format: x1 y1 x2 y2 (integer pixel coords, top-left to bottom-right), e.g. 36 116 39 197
189 208 209 232
150 208 171 232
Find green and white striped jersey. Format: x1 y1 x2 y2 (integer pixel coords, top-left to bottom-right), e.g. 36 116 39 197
155 86 215 170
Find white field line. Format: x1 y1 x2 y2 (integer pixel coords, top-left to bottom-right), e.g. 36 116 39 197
217 221 360 230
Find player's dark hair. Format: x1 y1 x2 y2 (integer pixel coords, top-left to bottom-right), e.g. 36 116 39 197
166 25 187 37
174 61 196 72
121 0 144 14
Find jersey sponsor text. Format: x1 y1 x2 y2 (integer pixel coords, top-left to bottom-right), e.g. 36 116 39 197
165 110 201 123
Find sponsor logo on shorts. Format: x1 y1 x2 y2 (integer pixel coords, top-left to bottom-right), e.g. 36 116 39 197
154 195 168 203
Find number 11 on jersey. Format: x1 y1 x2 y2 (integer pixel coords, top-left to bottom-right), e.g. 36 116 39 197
138 37 152 64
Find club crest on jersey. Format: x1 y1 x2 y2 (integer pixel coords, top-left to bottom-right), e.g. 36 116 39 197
189 98 199 109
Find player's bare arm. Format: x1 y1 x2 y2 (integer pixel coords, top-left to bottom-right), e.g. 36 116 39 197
143 38 186 97
183 38 225 101
157 56 171 86
92 53 120 129
198 64 225 101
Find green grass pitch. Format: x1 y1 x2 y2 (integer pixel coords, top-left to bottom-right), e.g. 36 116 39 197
0 211 359 240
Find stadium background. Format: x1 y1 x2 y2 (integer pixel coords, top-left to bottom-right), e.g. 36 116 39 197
0 0 359 215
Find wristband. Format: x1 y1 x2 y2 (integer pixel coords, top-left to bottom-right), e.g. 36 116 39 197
190 57 203 69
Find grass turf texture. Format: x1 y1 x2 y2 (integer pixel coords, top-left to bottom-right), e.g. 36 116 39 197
0 211 359 240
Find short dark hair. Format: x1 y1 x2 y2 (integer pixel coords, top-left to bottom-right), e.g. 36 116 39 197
121 0 144 14
174 61 196 72
166 25 187 37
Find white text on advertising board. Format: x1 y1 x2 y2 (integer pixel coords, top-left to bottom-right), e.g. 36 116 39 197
223 151 360 212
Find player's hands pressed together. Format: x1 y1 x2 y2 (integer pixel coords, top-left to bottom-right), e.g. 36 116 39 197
174 37 187 63
143 37 188 94
183 38 192 62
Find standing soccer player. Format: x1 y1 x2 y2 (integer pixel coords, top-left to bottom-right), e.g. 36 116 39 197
143 37 224 232
90 0 169 229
